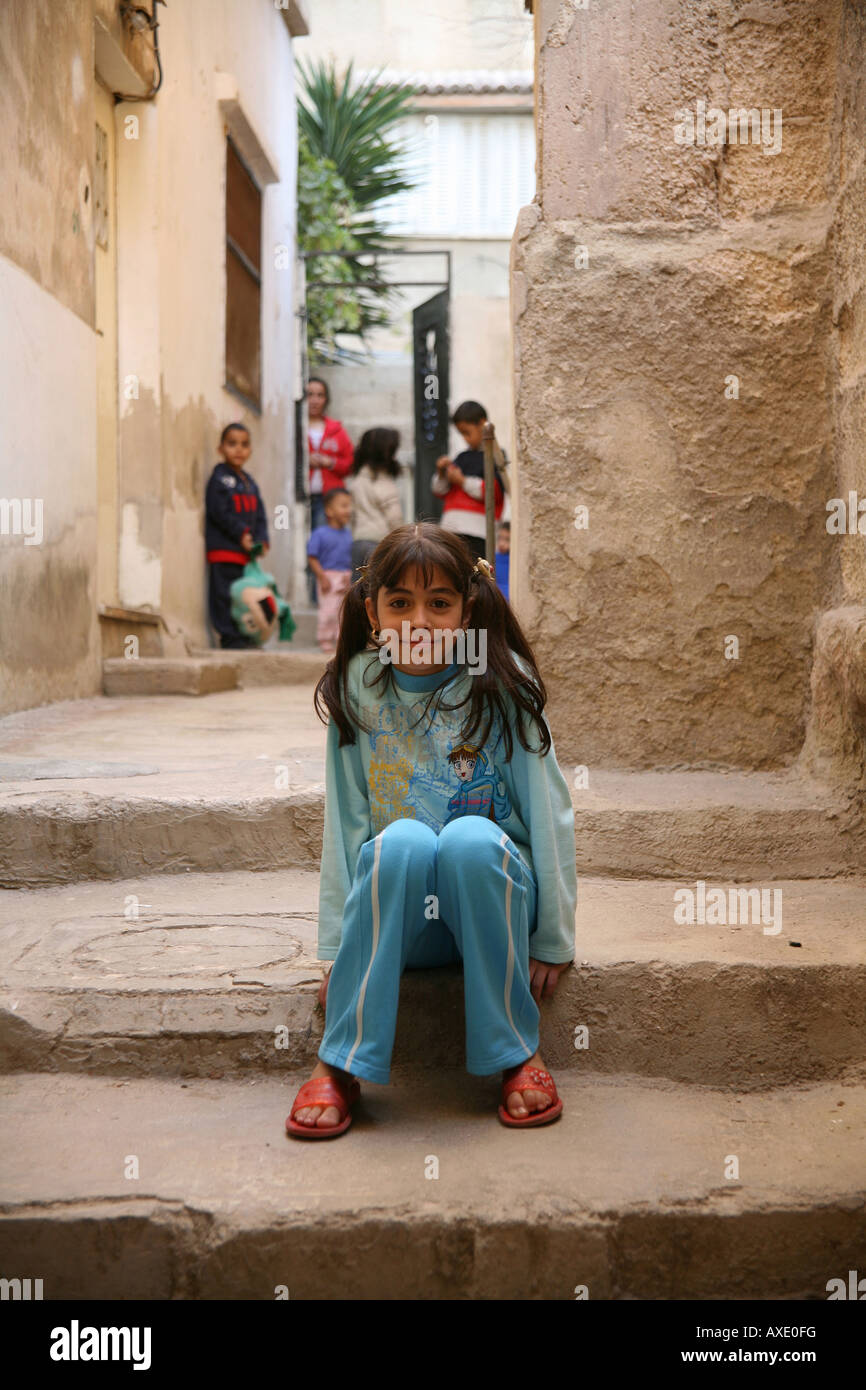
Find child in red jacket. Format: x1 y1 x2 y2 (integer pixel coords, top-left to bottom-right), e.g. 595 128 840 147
306 378 354 531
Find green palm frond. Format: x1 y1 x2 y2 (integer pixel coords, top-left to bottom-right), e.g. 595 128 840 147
296 61 419 361
296 58 417 208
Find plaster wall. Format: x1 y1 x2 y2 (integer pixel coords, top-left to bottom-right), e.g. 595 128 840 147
119 0 300 644
296 0 533 70
0 257 100 712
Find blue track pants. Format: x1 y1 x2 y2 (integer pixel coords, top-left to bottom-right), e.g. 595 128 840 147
318 816 540 1083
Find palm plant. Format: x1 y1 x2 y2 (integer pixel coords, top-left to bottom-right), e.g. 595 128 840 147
296 59 418 359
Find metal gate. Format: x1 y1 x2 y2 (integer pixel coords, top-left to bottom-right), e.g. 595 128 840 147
412 289 450 521
301 249 451 521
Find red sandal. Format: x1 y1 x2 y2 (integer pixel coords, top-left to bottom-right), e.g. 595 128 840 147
498 1064 563 1128
286 1074 361 1140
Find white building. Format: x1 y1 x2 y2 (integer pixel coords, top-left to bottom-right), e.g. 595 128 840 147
295 1 535 527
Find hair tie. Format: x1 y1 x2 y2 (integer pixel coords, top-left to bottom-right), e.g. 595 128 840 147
353 563 370 587
473 557 494 580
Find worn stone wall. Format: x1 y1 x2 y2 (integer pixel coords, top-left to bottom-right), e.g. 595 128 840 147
512 0 862 770
1 2 95 321
830 0 866 609
800 0 866 791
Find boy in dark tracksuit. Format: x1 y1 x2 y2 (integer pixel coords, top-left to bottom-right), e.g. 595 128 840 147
205 423 270 648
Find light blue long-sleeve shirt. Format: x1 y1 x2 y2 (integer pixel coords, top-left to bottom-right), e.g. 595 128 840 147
317 650 577 964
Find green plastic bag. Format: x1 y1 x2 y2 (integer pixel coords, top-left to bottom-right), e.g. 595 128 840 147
229 545 296 646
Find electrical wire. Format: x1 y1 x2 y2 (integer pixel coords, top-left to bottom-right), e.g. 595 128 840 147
113 1 165 103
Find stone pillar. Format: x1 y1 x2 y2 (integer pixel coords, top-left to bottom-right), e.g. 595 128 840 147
801 1 866 790
831 0 866 610
512 0 862 771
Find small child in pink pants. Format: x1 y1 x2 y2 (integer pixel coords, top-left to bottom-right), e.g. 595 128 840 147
307 488 353 653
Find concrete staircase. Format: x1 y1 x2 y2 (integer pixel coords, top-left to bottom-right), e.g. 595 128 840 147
0 685 863 1299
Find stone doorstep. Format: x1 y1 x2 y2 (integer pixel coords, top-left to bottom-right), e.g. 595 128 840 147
1 778 863 887
102 652 328 696
0 1070 863 1299
0 871 864 1087
102 658 239 697
190 648 328 685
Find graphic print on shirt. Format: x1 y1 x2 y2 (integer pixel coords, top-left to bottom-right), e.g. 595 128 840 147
444 742 511 824
366 699 510 834
367 704 424 831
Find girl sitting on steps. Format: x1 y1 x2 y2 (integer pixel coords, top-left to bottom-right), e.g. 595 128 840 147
286 522 577 1138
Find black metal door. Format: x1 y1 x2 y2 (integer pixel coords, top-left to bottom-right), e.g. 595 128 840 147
294 396 308 502
413 290 450 521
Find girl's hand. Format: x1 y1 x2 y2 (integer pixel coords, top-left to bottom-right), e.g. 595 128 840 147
528 957 570 1004
446 465 465 486
435 454 451 471
318 966 331 1010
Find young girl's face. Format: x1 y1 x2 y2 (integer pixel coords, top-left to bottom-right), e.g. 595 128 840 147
307 381 327 419
220 428 251 469
365 564 469 674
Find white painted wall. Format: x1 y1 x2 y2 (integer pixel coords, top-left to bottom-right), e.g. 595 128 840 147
297 0 533 70
119 0 302 641
0 255 100 711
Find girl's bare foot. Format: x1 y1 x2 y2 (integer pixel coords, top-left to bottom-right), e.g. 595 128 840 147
292 1059 353 1128
503 1051 555 1119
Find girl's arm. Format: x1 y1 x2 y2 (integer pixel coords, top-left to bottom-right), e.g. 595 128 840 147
317 711 372 960
307 554 330 592
377 476 405 530
458 474 503 505
508 713 577 967
330 425 354 479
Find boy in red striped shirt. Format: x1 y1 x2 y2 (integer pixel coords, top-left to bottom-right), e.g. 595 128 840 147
431 400 505 564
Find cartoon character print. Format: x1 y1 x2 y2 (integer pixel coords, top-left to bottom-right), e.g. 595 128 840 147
444 742 511 825
365 696 511 833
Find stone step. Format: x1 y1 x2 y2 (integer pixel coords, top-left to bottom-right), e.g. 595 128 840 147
103 657 239 697
104 649 327 696
1 776 862 887
0 1069 862 1298
277 603 318 647
1 871 863 1087
1 688 863 884
190 646 328 685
